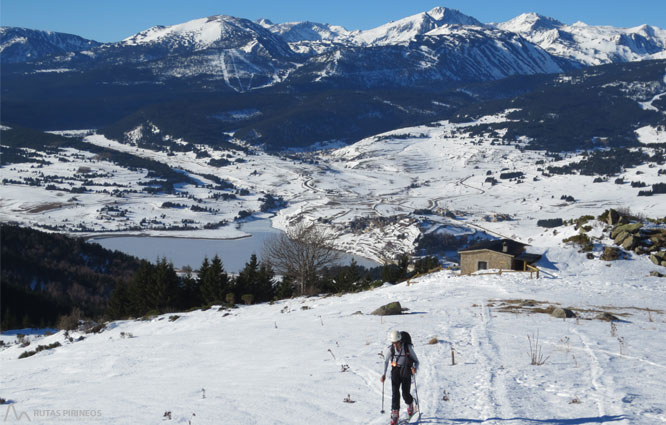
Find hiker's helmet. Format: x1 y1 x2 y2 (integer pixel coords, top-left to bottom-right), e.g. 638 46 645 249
389 330 401 343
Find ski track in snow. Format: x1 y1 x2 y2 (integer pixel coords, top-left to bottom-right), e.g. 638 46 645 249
3 109 666 424
2 270 666 424
571 327 630 423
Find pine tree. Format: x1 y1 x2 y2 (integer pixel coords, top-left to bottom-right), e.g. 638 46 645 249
198 257 210 283
275 275 294 300
381 254 410 284
2 308 14 331
334 259 362 292
236 254 259 299
200 255 228 305
182 272 202 309
128 261 154 316
256 261 276 302
22 314 31 329
108 281 130 319
197 257 211 305
149 257 179 312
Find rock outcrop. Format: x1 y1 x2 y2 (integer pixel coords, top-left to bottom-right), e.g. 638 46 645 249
601 209 666 267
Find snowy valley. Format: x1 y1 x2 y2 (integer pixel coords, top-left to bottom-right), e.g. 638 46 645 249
2 5 666 425
2 106 665 264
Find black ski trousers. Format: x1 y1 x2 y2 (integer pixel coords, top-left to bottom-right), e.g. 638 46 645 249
390 366 413 411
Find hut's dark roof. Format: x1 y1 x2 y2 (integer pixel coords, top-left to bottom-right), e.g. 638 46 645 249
515 252 542 264
459 239 527 256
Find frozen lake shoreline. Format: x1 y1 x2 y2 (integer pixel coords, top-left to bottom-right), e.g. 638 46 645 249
90 218 380 272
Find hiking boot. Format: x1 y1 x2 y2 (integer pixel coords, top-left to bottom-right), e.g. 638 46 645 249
390 409 399 425
407 402 415 416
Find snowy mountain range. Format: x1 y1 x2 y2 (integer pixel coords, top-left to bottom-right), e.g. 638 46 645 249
2 7 666 149
3 7 666 88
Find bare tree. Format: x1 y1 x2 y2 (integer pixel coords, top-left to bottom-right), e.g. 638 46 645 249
263 222 341 295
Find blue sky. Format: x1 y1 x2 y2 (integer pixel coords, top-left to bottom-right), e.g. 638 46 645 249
2 0 665 42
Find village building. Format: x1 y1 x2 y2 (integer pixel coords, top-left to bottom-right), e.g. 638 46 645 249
458 238 541 275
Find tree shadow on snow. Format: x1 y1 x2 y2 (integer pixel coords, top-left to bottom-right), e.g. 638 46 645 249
419 415 628 424
1 328 58 336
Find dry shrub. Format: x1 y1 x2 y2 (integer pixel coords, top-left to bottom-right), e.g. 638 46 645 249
57 307 81 331
527 331 549 366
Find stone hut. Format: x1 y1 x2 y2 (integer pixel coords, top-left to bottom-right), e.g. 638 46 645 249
458 239 541 275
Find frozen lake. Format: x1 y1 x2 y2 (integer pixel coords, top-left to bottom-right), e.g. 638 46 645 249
91 219 379 272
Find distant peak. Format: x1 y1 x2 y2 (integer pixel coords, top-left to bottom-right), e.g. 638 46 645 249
426 6 449 20
425 6 483 26
499 12 563 32
255 18 274 27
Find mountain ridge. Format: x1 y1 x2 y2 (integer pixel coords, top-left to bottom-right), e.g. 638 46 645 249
0 27 101 63
4 7 666 69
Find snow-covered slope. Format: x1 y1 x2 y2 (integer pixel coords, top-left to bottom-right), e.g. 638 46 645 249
353 6 483 46
260 20 353 43
95 15 297 91
0 27 100 63
292 26 563 87
121 14 293 57
256 19 356 55
2 250 665 424
496 13 666 66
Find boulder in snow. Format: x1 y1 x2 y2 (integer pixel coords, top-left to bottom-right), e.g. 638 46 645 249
621 234 639 250
611 222 643 239
601 247 621 261
550 307 576 319
371 301 402 316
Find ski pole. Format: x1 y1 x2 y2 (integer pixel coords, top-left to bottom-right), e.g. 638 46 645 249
381 379 385 413
413 373 420 411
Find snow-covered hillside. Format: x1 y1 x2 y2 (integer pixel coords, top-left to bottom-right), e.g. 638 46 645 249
2 107 664 263
274 112 665 261
2 246 665 424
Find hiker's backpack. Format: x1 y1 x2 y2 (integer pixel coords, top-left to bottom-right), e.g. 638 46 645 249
399 331 412 347
390 331 414 378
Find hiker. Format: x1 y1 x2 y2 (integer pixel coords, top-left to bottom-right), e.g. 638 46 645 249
380 330 419 425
